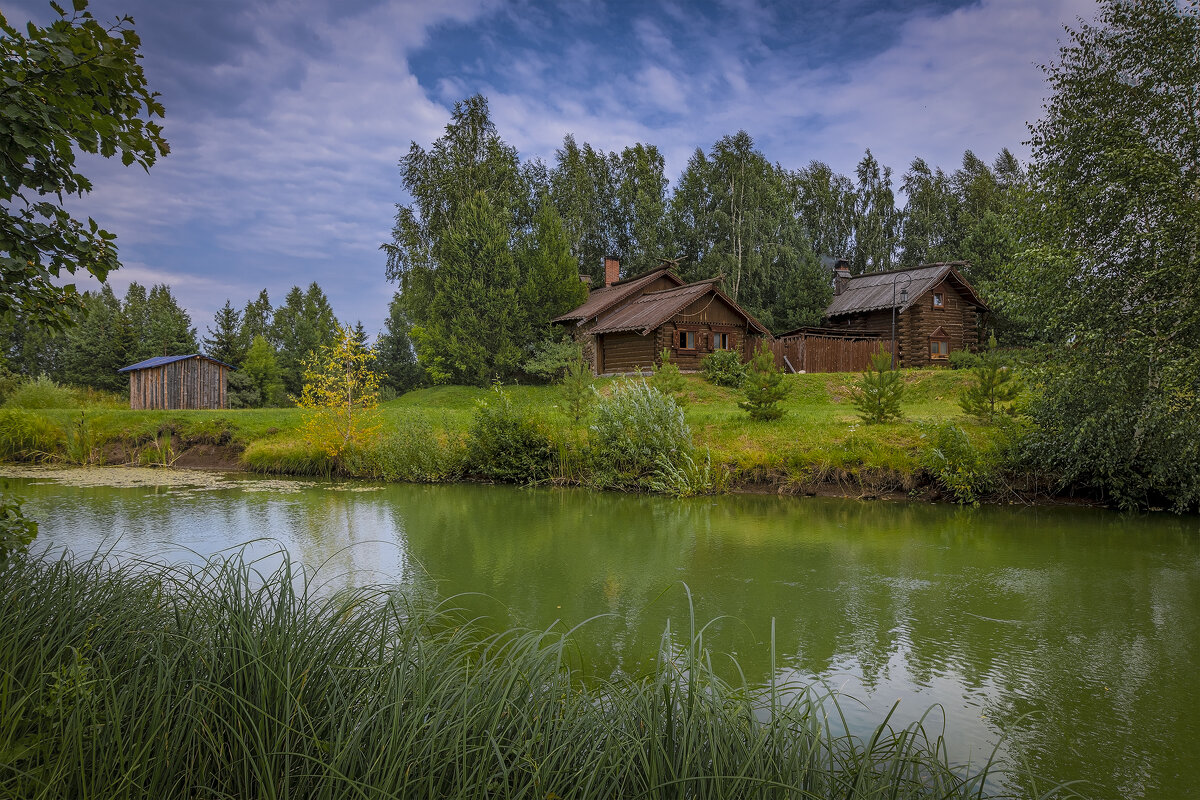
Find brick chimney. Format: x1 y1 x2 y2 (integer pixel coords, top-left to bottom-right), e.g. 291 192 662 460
832 259 852 296
604 256 620 287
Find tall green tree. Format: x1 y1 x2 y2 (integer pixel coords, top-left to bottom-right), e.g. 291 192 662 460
203 300 246 367
375 293 422 395
789 161 857 261
414 191 525 385
850 149 901 274
1007 0 1200 510
141 285 197 359
549 134 619 284
520 197 588 329
0 1 167 330
272 283 338 398
60 287 127 391
241 289 273 346
239 335 283 408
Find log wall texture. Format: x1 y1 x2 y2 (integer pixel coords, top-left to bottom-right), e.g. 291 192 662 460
128 358 228 410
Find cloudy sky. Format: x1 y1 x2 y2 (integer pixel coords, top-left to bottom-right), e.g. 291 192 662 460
12 0 1096 338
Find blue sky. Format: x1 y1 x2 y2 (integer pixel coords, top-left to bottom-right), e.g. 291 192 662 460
12 0 1096 339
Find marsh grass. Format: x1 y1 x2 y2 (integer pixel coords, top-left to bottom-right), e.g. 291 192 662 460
0 549 1051 800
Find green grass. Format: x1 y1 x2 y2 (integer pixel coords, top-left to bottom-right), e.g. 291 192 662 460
0 548 1054 799
1 371 1010 497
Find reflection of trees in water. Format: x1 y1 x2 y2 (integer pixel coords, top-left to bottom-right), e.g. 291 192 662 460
15 474 1200 800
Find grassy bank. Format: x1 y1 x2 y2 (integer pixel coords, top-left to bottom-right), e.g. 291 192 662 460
0 548 1044 799
0 371 1028 501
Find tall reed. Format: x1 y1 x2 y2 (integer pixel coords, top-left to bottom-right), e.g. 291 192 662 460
0 549 1059 799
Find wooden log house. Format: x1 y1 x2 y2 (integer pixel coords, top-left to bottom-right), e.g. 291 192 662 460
118 354 232 410
822 261 988 367
553 258 770 375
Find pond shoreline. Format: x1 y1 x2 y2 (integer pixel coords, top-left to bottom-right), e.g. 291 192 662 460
1 453 1103 510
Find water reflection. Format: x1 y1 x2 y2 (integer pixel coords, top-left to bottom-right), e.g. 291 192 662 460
6 473 1199 799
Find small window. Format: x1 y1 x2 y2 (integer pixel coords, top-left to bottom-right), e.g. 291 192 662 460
713 332 731 350
677 330 695 350
933 292 944 308
930 339 949 359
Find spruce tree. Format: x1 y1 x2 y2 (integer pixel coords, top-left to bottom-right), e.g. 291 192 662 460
376 293 422 395
60 287 128 391
850 351 904 424
240 335 284 407
143 285 197 358
520 197 588 335
959 339 1021 420
241 289 273 347
739 342 788 421
417 191 524 385
272 283 338 397
203 300 247 367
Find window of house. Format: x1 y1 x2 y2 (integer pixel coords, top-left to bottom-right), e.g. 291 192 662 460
713 332 731 350
677 330 695 350
930 339 949 359
933 292 944 308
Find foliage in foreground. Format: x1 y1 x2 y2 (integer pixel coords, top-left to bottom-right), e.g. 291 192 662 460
0 549 1042 800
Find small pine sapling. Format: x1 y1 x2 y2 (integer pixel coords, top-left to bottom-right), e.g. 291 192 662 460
851 351 904 423
650 348 686 399
739 342 788 421
959 337 1022 420
559 357 596 423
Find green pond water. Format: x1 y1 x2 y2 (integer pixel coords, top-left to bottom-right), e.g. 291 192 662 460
4 467 1199 799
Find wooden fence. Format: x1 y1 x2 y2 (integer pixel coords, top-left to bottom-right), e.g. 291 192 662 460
769 333 890 373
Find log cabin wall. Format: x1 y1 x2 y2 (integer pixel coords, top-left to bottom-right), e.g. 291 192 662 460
598 332 657 373
127 357 229 410
661 292 752 371
901 281 980 367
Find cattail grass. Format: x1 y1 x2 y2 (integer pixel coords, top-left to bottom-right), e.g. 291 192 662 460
0 549 1056 799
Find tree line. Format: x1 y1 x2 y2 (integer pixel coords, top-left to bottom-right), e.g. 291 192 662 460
0 281 421 407
382 95 1028 387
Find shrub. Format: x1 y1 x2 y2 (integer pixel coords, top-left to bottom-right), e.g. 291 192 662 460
650 348 686 399
948 349 982 370
701 349 746 388
61 412 104 465
3 374 78 409
850 351 904 424
0 409 62 460
739 342 787 421
241 437 335 477
649 447 730 497
920 422 992 505
590 380 692 488
466 387 552 483
525 337 584 382
341 415 466 483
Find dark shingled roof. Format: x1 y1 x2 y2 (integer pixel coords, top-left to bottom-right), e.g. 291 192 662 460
118 354 233 373
825 262 988 317
591 279 770 336
551 268 684 324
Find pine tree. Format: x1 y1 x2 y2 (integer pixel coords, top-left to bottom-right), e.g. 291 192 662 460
850 351 904 424
272 283 338 397
142 285 197 358
60 287 128 391
203 300 246 367
241 289 273 346
739 342 788 421
959 339 1021 420
416 191 525 385
376 294 422 395
520 197 588 335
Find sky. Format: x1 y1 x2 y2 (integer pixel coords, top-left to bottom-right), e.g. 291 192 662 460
11 0 1098 339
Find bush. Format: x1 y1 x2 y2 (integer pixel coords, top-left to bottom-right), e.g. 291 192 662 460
525 337 584 383
919 422 993 506
850 351 904 424
559 358 596 423
341 415 466 483
959 353 1022 421
0 409 63 460
648 447 730 497
590 380 692 489
650 349 686 398
701 349 746 388
739 342 787 421
3 374 79 409
948 349 982 370
466 387 552 483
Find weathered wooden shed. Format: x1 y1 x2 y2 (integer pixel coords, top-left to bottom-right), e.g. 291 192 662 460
118 354 232 410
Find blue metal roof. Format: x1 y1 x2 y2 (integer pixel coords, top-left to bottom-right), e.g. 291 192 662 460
117 354 233 373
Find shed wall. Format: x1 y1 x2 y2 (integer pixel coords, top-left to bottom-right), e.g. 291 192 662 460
128 358 228 409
